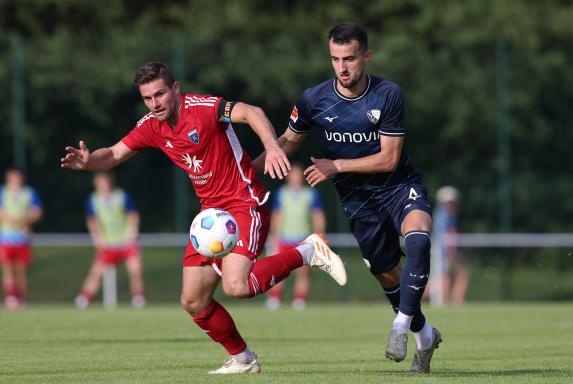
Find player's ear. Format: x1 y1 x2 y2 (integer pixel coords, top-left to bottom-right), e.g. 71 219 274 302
363 50 372 63
172 81 181 94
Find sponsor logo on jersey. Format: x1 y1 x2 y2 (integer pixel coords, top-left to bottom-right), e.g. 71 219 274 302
182 153 203 173
324 130 380 143
165 140 174 148
367 109 381 124
290 106 299 123
324 115 339 123
187 129 199 144
188 171 212 185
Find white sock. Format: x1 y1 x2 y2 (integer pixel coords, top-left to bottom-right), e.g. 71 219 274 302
231 347 255 363
414 321 434 350
393 311 413 333
295 242 313 265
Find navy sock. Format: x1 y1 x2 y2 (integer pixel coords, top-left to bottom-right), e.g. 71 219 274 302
399 231 431 316
383 284 426 332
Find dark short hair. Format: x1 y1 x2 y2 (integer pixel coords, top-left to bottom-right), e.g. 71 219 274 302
133 62 176 87
328 21 368 52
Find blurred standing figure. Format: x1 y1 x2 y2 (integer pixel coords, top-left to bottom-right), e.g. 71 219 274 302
0 168 42 309
74 172 145 309
266 164 325 310
431 186 468 305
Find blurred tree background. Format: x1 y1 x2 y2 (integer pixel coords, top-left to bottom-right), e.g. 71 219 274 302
1 0 572 234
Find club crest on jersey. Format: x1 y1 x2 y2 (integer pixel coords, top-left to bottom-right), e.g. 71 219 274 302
187 129 199 144
367 109 381 124
290 106 299 123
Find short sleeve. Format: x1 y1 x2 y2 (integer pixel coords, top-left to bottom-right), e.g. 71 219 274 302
271 188 283 212
288 91 313 133
122 114 158 151
310 189 323 211
123 191 137 213
378 85 405 137
86 195 95 218
29 188 42 210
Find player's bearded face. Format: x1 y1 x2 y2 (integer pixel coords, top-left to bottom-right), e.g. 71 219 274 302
139 79 180 122
329 40 371 90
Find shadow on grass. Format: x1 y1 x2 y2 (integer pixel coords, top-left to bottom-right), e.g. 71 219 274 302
425 368 571 378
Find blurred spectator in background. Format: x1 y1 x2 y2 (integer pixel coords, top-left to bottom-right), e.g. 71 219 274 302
265 163 325 310
0 168 43 309
74 172 145 309
429 186 469 305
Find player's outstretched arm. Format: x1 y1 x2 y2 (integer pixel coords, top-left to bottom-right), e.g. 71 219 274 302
61 140 137 172
230 102 291 179
252 128 307 174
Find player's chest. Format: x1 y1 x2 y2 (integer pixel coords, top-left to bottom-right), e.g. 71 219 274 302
158 119 211 158
4 192 30 211
312 98 383 135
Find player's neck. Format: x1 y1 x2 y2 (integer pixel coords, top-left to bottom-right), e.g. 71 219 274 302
336 74 369 98
167 97 182 128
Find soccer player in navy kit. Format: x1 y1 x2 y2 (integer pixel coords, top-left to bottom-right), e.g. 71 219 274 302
254 22 442 373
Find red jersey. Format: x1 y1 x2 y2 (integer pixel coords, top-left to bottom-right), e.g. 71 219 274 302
122 94 269 208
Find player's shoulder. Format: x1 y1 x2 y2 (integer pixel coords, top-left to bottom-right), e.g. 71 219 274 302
135 111 157 128
182 93 219 109
369 76 403 98
298 79 334 106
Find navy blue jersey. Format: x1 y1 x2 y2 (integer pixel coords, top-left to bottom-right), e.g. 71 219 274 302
289 75 423 219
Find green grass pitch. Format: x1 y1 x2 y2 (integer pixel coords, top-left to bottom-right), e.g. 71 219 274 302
1 303 572 383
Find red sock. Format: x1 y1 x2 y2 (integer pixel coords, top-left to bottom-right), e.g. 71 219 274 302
268 284 283 300
3 284 16 297
80 289 94 301
192 300 246 355
248 249 303 297
293 291 308 302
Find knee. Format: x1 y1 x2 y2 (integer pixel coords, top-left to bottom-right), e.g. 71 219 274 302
180 294 210 316
379 270 401 287
222 279 250 298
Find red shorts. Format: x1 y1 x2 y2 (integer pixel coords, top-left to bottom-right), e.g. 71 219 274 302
97 245 140 266
183 203 270 272
0 244 32 265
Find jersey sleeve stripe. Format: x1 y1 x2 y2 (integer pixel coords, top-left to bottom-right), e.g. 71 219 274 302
185 102 216 107
288 123 309 133
379 130 405 136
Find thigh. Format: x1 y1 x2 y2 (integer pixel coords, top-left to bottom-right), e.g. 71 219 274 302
221 252 254 286
181 265 220 302
227 203 270 260
395 184 432 233
350 213 403 275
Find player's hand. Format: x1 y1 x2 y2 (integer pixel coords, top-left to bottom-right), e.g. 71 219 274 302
61 141 90 170
304 157 339 187
264 145 291 180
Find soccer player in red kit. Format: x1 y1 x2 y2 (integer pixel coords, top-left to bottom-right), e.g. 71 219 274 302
61 62 346 374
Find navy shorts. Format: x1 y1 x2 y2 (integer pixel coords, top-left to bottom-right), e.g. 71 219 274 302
349 184 432 275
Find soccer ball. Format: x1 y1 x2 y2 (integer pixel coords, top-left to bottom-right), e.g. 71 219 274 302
189 208 239 258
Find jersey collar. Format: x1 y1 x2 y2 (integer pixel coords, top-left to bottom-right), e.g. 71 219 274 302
333 75 371 101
